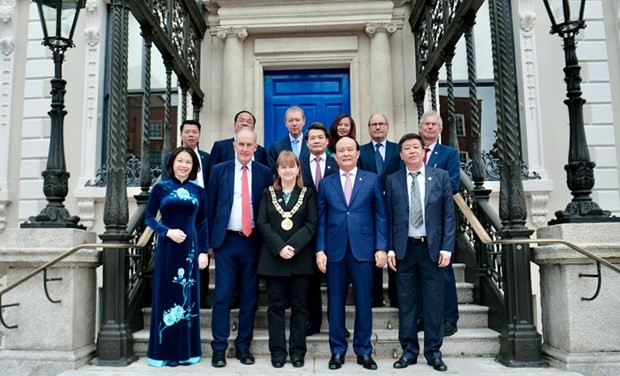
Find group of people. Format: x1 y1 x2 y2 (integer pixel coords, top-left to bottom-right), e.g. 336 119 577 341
144 106 459 372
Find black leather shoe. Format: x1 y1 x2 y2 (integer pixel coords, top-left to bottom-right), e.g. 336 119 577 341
427 358 447 372
328 354 345 369
166 360 178 367
291 357 305 368
345 328 351 338
236 349 255 365
357 354 378 370
444 321 458 337
211 350 226 368
271 360 285 368
393 355 417 369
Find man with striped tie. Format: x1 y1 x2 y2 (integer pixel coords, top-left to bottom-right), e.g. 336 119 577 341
385 132 456 372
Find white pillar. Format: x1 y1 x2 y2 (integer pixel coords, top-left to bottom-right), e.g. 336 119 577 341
366 23 397 128
216 27 247 140
0 0 16 233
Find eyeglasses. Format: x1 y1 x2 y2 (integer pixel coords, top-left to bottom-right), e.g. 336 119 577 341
369 122 387 128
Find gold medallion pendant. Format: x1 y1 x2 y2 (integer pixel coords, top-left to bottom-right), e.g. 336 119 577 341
281 218 293 231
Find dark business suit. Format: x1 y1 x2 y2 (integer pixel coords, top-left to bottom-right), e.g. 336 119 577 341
161 149 210 186
257 187 317 361
300 154 338 332
386 166 455 362
268 135 309 170
316 169 388 356
161 148 211 308
358 140 402 307
207 137 269 183
425 142 460 327
208 160 274 352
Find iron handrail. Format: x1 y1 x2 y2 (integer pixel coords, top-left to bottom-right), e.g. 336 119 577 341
0 226 154 329
0 227 153 299
454 194 620 300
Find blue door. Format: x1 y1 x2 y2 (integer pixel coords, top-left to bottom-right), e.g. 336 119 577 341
263 69 350 150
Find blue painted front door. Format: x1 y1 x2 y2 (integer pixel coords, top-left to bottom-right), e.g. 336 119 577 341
263 69 350 150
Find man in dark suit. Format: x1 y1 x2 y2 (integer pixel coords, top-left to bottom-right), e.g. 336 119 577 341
357 113 402 308
161 119 210 187
316 136 388 371
206 110 269 183
207 128 274 368
419 110 460 337
386 132 456 372
300 122 338 336
267 106 309 170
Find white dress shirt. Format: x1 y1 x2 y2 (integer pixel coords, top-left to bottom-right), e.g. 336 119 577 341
227 159 253 231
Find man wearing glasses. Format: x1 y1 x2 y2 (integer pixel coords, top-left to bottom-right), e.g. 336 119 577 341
358 113 402 308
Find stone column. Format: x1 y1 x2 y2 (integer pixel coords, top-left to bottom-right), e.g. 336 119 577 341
533 223 620 376
0 229 100 376
217 27 247 140
365 23 396 125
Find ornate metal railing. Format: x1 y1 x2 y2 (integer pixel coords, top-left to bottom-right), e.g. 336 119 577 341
85 154 162 188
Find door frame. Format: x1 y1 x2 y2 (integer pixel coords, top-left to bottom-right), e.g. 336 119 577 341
252 36 361 146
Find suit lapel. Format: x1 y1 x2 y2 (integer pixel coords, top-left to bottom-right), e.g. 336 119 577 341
424 167 435 206
329 173 347 204
250 161 262 206
399 170 409 212
428 143 442 167
362 144 377 173
349 170 365 205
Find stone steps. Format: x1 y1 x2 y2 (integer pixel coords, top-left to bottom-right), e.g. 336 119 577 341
143 304 488 330
133 327 500 358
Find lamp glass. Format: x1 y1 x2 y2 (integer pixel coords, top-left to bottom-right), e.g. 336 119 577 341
38 0 81 47
547 0 585 25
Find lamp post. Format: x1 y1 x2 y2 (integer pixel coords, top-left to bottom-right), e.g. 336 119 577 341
543 0 614 224
22 0 85 229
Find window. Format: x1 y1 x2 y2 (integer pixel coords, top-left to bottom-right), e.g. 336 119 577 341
459 151 469 164
455 113 466 137
150 121 163 140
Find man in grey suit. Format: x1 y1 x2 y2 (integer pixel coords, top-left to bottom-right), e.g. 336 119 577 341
385 133 455 372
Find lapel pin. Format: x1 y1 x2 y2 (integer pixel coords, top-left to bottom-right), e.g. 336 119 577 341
428 177 432 181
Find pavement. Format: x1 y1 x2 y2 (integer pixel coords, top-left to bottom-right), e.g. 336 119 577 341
58 356 584 376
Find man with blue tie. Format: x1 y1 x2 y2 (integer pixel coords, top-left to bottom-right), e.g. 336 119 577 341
418 110 460 337
316 136 388 370
267 106 309 170
300 122 338 336
208 128 274 368
161 119 210 187
358 113 402 308
386 133 456 372
206 110 269 183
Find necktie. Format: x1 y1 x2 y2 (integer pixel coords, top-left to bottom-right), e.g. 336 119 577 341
241 165 252 236
344 172 352 205
375 143 384 175
292 139 300 157
409 172 423 228
423 147 431 164
314 156 322 188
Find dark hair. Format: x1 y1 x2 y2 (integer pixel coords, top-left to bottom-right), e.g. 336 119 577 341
273 151 304 190
398 133 425 151
334 136 360 152
180 119 202 132
165 146 200 182
234 110 256 125
304 122 330 141
328 114 357 153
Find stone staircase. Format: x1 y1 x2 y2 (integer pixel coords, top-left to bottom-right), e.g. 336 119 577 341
133 263 500 359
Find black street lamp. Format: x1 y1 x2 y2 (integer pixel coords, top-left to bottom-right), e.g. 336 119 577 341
22 0 85 229
543 0 615 224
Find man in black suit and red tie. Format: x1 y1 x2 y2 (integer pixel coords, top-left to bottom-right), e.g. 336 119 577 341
386 132 456 372
299 122 338 336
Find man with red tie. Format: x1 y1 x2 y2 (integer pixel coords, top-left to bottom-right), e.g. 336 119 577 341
207 128 273 368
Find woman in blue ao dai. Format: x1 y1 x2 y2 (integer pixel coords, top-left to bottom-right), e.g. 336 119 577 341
145 146 210 367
